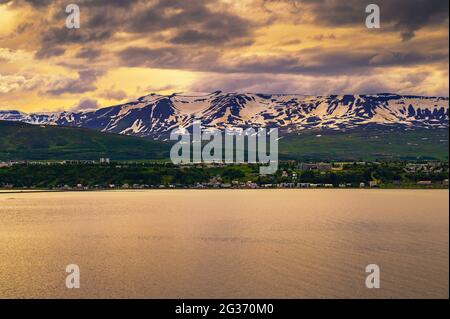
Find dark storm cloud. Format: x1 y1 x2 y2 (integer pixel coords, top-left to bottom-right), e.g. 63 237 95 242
21 0 253 47
117 43 448 75
118 47 221 70
35 47 66 59
170 30 235 45
24 0 53 6
7 0 449 46
75 48 101 60
22 0 254 63
40 27 113 46
4 0 52 6
282 0 449 41
100 89 127 100
233 49 448 75
84 0 140 8
34 25 112 60
8 0 138 7
70 97 99 111
189 70 444 96
44 69 104 96
125 0 254 46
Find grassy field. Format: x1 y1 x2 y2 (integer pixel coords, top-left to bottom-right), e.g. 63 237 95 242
0 121 171 160
279 129 449 161
1 121 448 161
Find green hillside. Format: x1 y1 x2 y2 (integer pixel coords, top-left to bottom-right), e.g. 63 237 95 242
0 121 171 160
0 121 448 161
278 129 449 161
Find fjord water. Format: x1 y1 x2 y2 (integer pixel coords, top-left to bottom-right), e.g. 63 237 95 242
0 190 448 298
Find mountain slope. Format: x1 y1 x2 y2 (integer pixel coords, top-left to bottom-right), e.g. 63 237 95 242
1 92 448 139
0 121 171 161
0 121 447 161
279 128 449 161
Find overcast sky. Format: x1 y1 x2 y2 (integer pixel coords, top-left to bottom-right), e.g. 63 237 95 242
0 0 448 112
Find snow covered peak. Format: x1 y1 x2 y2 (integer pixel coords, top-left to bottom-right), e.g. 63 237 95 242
1 93 448 139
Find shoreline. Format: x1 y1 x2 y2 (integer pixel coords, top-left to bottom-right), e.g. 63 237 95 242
1 187 449 195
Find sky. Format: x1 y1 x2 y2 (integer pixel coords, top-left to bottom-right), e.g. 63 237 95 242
0 0 448 112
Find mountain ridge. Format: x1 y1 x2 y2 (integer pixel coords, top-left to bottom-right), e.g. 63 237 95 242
1 92 448 139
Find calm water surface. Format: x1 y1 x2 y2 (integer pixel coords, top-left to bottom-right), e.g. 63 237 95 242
0 190 448 298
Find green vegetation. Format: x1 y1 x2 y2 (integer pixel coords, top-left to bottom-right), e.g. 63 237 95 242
0 161 447 189
1 121 448 162
279 129 449 161
0 121 171 160
0 163 251 188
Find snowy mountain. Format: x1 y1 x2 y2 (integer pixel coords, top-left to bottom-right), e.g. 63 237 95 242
1 92 448 139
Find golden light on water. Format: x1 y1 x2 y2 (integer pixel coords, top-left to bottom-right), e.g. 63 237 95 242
0 190 448 298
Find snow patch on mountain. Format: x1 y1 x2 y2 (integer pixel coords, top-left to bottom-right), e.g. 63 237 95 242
1 92 448 139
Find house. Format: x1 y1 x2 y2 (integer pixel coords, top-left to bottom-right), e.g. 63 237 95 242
0 162 10 168
417 181 432 186
299 163 332 172
63 160 96 165
209 175 222 184
100 157 110 164
369 181 379 188
245 181 258 189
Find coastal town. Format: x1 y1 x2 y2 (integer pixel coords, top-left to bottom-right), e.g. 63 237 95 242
1 159 448 191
